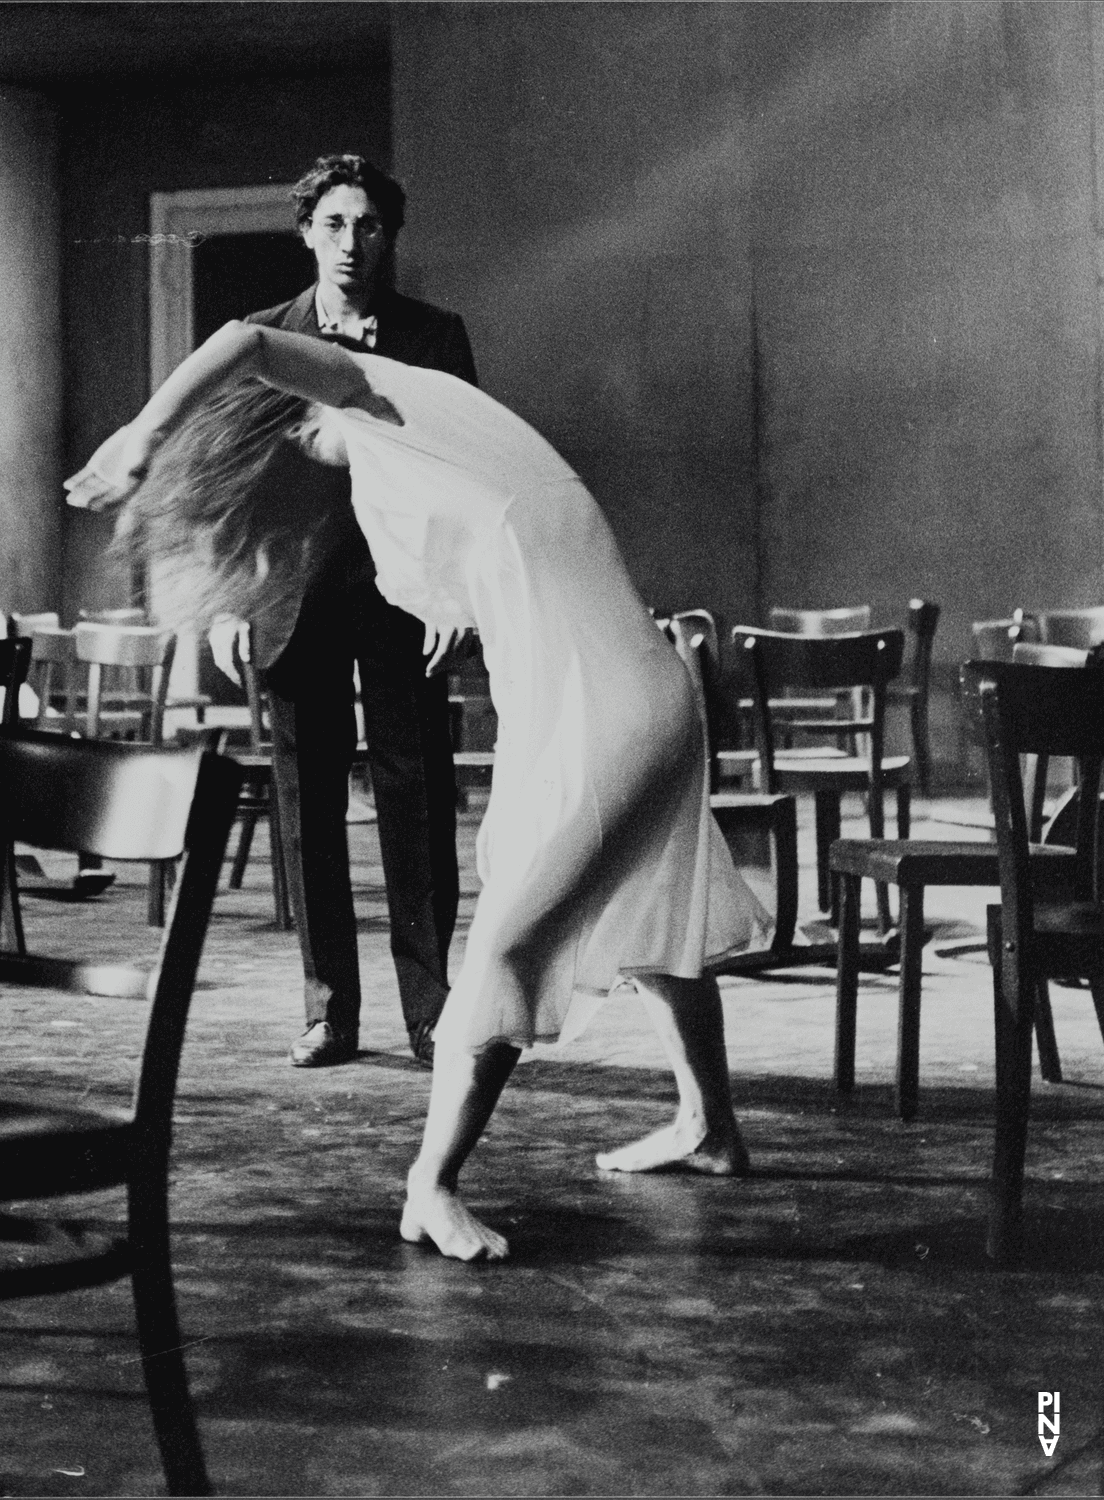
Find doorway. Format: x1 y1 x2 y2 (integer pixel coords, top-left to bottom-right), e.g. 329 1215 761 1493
148 185 305 701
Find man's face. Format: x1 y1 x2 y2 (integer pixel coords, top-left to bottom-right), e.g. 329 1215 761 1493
302 184 386 298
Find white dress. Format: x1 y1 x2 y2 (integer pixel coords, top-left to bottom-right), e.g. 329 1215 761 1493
332 355 769 1053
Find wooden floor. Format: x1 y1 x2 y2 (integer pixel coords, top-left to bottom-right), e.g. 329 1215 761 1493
2 791 1104 1496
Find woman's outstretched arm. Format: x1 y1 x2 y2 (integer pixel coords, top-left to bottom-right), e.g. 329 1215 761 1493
66 321 372 509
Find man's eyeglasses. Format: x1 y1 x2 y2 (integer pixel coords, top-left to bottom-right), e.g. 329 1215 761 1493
313 214 385 244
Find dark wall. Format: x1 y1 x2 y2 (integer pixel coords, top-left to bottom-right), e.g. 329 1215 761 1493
60 65 391 613
392 1 1104 775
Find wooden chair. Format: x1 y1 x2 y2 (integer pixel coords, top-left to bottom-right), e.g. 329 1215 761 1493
668 616 800 966
0 731 243 1494
222 624 291 930
830 640 1090 1120
970 610 1040 662
734 625 911 930
668 609 757 789
1033 606 1104 651
0 638 33 955
769 605 872 635
886 600 940 795
960 659 1104 1261
75 621 176 743
20 625 80 733
765 606 873 751
74 622 178 923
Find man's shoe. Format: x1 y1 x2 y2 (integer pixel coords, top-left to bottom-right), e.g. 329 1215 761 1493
409 1021 435 1068
289 1022 357 1068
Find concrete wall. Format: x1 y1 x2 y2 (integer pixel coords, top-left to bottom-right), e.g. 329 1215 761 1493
60 66 391 616
391 2 1104 773
0 86 63 617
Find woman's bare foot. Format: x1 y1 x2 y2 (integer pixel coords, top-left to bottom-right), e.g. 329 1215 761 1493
595 1117 751 1176
401 1169 509 1261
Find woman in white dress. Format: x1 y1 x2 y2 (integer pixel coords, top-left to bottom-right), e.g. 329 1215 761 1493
67 322 768 1261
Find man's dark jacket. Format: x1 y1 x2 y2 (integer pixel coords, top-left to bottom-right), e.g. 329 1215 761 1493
244 284 477 669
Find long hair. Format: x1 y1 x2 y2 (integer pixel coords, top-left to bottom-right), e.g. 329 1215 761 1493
113 378 334 630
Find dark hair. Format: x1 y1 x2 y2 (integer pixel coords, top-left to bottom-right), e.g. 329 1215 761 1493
291 154 405 240
112 380 330 631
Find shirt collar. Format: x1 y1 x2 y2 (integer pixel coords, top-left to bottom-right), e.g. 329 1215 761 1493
314 286 378 348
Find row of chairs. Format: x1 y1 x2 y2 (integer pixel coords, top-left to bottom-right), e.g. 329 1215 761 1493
972 604 1104 659
3 614 289 931
667 618 1104 1265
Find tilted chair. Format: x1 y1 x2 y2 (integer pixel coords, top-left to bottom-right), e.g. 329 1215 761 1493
0 731 243 1493
962 659 1104 1261
734 625 911 931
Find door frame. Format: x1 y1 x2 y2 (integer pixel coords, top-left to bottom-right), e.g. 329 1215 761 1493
147 184 296 696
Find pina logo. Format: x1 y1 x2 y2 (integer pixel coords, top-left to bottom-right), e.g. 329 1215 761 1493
1038 1392 1060 1456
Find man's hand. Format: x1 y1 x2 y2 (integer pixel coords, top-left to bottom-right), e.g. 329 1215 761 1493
423 624 476 678
209 616 248 686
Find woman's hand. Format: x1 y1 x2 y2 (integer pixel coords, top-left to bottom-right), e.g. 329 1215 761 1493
64 423 160 511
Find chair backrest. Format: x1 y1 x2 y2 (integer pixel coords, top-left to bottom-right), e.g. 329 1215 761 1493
73 622 176 743
970 610 1040 662
8 610 60 637
0 731 243 1141
668 611 748 791
22 626 78 732
769 605 872 636
1012 641 1095 669
961 661 1104 939
732 626 904 793
235 623 270 752
78 607 148 626
1033 606 1104 651
0 638 31 728
905 598 940 691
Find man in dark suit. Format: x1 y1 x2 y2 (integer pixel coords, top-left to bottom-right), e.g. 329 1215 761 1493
230 154 475 1068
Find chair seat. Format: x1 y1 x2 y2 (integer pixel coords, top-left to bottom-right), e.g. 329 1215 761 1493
830 838 1075 886
775 753 911 788
0 1091 132 1199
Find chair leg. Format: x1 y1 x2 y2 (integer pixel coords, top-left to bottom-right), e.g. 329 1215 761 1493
911 698 932 797
865 786 893 934
834 872 862 1093
1087 974 1104 1051
770 796 799 953
895 784 911 841
814 791 841 918
2 843 26 956
147 861 167 929
128 1179 211 1496
229 812 257 889
1034 979 1062 1084
895 883 925 1120
987 908 1034 1264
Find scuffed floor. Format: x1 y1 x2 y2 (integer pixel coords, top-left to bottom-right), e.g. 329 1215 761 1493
1 793 1102 1496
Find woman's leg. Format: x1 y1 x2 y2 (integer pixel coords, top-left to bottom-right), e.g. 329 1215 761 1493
596 973 750 1175
401 1041 521 1260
